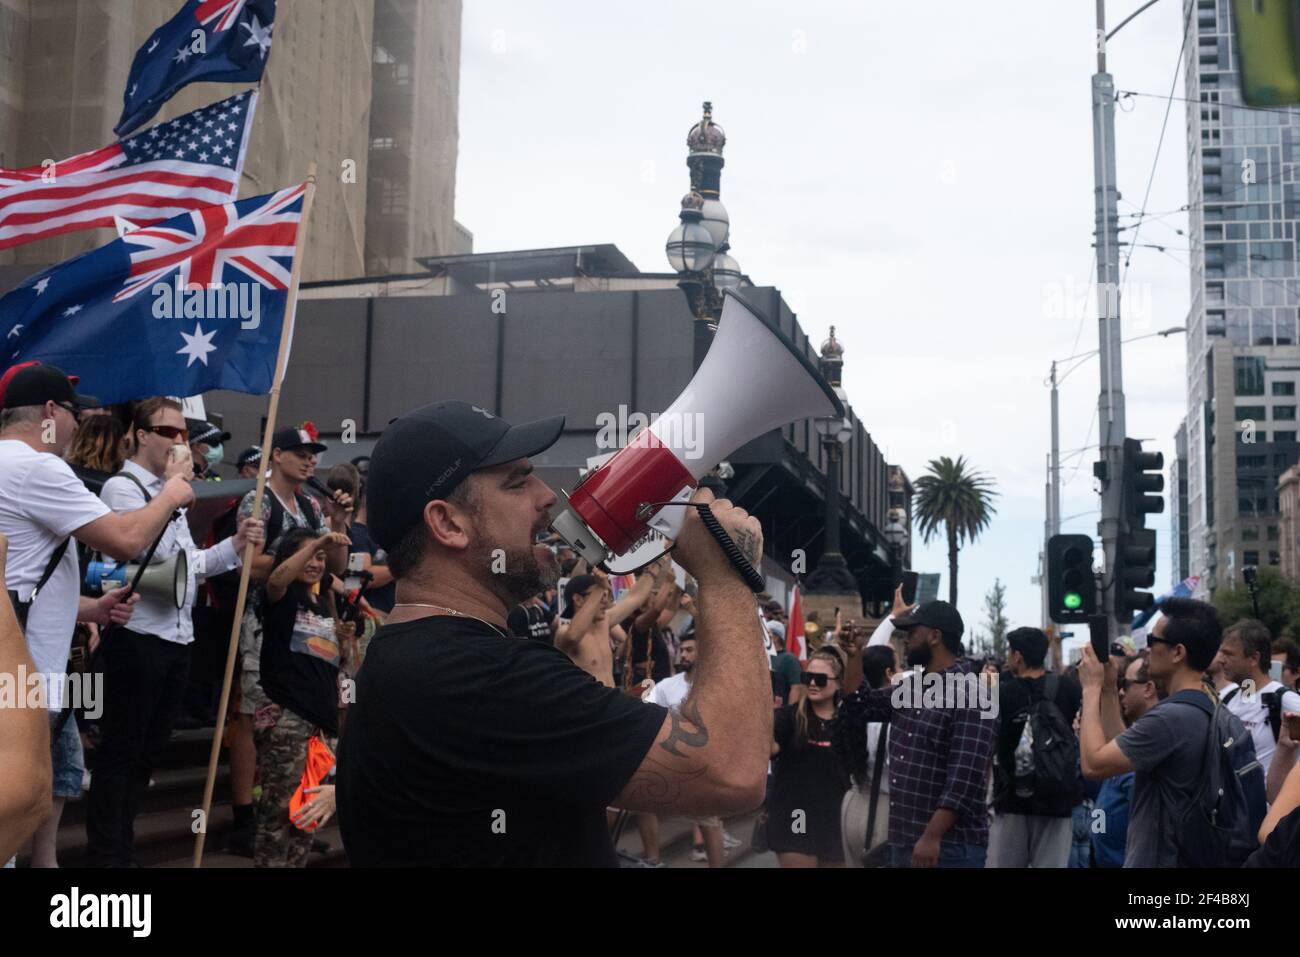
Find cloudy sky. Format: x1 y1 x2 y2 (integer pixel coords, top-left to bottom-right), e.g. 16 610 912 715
455 0 1194 634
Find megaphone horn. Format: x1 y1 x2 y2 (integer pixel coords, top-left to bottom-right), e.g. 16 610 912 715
87 552 189 610
551 289 844 582
131 550 189 610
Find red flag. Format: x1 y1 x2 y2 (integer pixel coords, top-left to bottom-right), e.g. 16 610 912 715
788 585 806 661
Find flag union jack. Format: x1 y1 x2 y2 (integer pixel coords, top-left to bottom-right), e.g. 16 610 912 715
195 0 249 32
115 182 304 302
0 183 307 404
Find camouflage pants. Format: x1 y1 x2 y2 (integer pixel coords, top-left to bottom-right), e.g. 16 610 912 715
253 704 315 868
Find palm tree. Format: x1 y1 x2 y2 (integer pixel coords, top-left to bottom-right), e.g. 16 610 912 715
912 456 998 607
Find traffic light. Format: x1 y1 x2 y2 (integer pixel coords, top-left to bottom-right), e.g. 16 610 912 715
1115 438 1164 614
1047 534 1096 623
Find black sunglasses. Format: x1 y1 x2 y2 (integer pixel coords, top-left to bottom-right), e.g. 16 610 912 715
800 671 831 688
55 401 80 422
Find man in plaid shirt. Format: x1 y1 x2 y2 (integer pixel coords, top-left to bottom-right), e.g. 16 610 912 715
840 601 996 867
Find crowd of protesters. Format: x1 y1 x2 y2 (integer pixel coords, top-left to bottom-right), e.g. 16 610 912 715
3 367 1300 870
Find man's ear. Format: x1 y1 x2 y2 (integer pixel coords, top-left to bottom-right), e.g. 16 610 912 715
424 498 473 550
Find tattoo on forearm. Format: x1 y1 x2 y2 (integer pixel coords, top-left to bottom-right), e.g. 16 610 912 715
659 697 709 758
733 528 760 565
621 755 706 809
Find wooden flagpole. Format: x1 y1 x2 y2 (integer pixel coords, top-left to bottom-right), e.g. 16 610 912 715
193 163 317 867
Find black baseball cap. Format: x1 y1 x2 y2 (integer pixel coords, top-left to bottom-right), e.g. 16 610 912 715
892 600 965 641
187 418 231 446
0 361 100 411
236 445 262 469
367 401 564 549
271 425 327 455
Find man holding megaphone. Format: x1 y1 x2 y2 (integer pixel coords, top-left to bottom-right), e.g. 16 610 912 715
88 396 265 868
336 401 774 867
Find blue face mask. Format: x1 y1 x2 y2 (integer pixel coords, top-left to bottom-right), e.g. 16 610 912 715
205 443 224 467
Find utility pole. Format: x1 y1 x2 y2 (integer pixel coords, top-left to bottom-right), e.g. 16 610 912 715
1050 360 1061 538
1092 0 1127 634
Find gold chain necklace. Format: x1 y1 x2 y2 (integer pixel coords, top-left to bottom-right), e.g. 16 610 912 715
391 602 511 640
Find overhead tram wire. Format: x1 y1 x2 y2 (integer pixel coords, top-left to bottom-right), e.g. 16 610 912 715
1117 88 1300 122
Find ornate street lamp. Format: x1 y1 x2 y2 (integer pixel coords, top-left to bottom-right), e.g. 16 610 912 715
806 327 859 594
665 101 742 367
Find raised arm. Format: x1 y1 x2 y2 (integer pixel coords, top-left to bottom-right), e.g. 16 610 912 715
632 560 674 633
74 473 194 561
606 560 664 624
613 489 771 817
267 532 348 604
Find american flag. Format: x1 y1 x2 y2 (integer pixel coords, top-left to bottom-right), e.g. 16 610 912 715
0 90 256 252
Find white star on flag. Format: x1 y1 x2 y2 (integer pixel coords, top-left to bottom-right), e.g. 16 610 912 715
7 325 21 339
33 278 49 295
63 304 82 317
178 323 217 367
147 37 159 53
241 16 273 57
175 46 192 64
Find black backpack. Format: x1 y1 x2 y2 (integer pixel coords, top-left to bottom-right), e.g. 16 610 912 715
1169 691 1266 868
1264 688 1293 742
1011 674 1084 813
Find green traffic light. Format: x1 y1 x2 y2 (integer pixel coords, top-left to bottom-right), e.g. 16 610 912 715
1063 592 1082 611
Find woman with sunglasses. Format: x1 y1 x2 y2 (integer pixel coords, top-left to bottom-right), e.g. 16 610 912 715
768 647 851 867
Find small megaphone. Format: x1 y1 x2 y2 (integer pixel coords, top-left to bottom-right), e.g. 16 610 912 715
550 289 844 586
85 551 189 610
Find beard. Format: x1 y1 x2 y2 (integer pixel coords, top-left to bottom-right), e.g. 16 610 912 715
905 642 932 668
470 538 558 607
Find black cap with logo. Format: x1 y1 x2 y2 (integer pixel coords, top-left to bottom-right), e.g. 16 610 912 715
892 600 965 641
367 401 564 550
271 425 327 455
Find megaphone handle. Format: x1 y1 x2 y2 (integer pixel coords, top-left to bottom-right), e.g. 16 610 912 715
692 504 766 593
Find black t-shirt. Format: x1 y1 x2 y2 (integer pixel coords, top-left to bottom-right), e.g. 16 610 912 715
507 603 553 644
336 616 667 867
994 672 1082 816
259 583 340 734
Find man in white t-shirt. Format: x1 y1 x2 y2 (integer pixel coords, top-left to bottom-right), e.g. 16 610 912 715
1215 619 1300 790
645 634 727 866
0 362 194 866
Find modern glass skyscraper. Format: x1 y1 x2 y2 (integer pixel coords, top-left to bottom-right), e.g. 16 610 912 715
1182 0 1300 595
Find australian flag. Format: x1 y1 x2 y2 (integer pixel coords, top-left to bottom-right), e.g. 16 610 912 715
116 0 276 138
0 183 306 404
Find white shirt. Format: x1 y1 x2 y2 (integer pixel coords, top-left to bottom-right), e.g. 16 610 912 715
0 440 110 709
1223 678 1300 769
861 616 894 792
649 671 692 711
99 459 240 645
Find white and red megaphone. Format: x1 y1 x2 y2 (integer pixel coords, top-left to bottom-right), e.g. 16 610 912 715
550 290 845 586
